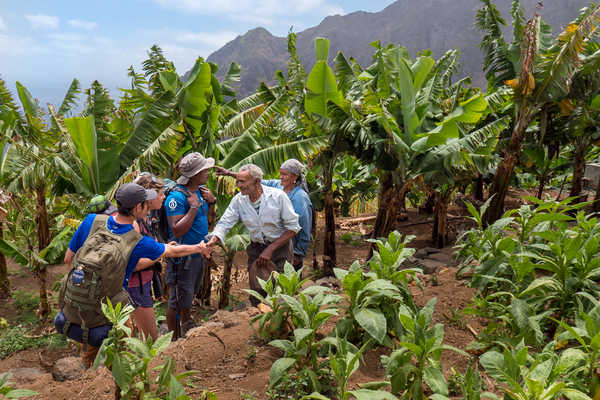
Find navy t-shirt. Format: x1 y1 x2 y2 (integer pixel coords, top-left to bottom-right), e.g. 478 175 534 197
68 214 165 287
164 185 208 258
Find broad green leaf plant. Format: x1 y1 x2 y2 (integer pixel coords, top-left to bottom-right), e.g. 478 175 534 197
94 299 194 400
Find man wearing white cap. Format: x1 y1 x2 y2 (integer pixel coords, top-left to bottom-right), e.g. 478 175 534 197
165 152 216 338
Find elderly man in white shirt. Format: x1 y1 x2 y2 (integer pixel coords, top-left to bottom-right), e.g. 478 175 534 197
206 164 300 304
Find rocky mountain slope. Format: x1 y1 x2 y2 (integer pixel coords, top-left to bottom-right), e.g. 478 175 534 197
207 0 590 95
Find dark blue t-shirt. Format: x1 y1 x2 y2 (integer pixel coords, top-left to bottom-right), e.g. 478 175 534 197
164 185 208 257
68 214 165 287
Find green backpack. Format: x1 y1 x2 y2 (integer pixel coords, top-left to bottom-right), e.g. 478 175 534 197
59 215 141 343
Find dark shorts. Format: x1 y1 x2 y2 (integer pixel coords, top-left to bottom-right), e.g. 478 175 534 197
166 256 205 310
127 280 153 308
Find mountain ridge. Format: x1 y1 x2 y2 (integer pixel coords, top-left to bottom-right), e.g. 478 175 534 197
206 0 590 96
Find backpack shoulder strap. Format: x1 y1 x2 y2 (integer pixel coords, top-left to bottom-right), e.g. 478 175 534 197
89 214 109 236
120 226 143 261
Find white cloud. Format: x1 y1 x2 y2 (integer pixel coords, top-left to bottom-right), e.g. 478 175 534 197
140 29 238 68
25 14 59 29
153 0 345 27
68 19 98 31
171 30 237 46
0 17 6 32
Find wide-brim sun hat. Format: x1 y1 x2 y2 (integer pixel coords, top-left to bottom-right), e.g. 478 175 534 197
176 152 215 185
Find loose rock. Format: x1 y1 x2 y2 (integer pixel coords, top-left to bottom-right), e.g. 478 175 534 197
423 247 441 255
419 259 445 275
426 252 454 265
228 373 246 379
315 276 340 288
7 367 45 383
52 356 85 382
210 310 241 328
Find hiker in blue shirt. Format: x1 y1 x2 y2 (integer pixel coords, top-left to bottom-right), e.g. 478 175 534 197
63 183 212 367
164 152 216 338
216 158 312 271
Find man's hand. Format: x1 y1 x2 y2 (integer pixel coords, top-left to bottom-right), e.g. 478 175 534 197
200 187 216 204
206 236 220 248
187 193 200 209
196 242 212 259
214 166 235 178
257 247 274 269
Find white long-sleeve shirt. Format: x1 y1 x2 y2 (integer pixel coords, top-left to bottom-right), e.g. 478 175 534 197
209 185 301 244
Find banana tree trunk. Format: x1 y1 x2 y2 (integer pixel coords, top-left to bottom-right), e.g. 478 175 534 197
419 191 435 214
198 258 213 307
322 158 336 276
536 174 547 199
432 191 450 248
218 255 233 309
0 222 9 299
569 141 588 202
485 107 533 225
35 186 50 320
372 171 403 238
473 174 484 201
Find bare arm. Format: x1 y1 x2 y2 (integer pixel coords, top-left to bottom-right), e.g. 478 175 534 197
163 242 211 259
214 166 237 178
168 193 200 238
64 248 75 266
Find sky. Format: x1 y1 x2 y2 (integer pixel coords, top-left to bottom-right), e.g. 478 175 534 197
0 0 394 109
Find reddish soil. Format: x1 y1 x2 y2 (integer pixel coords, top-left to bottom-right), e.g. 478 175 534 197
0 188 548 399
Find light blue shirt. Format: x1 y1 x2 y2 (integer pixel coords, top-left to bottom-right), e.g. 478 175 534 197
209 185 301 245
262 180 312 257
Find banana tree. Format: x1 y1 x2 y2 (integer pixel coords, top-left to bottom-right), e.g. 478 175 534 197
478 0 600 223
0 80 80 319
413 92 507 247
216 34 332 273
562 45 600 201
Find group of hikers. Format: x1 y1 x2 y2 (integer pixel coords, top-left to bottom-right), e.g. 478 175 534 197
54 152 313 368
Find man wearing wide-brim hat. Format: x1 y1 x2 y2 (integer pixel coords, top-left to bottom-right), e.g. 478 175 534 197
165 152 216 339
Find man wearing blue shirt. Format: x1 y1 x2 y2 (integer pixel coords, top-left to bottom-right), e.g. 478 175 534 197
165 152 216 337
64 183 211 366
216 159 312 271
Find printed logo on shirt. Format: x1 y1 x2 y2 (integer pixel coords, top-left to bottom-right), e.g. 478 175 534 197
168 198 177 210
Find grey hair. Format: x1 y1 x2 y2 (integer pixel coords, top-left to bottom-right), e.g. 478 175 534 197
239 164 263 181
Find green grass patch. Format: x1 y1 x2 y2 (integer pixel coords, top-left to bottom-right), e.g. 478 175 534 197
0 326 68 359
